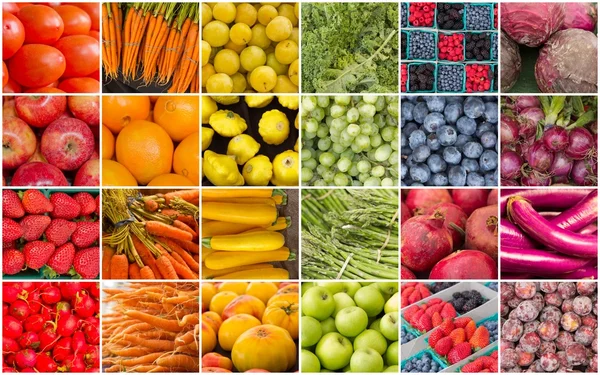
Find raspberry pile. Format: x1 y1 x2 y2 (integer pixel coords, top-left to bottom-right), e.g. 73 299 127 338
466 4 492 30
401 32 407 60
437 3 464 30
437 65 464 92
466 64 492 92
401 64 408 92
438 33 464 61
408 2 436 27
409 31 436 60
465 32 492 61
493 4 498 29
409 63 435 92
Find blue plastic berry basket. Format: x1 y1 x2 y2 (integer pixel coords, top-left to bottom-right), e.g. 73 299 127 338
464 3 495 31
436 2 467 31
408 29 439 61
436 63 466 93
401 348 448 372
437 31 466 62
406 62 437 93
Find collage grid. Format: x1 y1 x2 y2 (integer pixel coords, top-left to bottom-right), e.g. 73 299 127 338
0 0 598 374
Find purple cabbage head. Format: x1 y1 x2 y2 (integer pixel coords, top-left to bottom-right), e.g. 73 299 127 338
501 32 521 92
561 3 597 32
501 3 565 47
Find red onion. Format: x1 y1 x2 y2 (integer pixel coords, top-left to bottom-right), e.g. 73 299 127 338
502 179 520 186
571 158 598 186
521 171 551 186
518 107 544 138
501 115 520 144
526 141 555 172
548 151 573 177
542 126 569 151
565 128 595 159
501 151 523 180
514 96 541 112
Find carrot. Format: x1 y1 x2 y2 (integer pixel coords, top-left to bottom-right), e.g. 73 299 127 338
145 199 159 212
116 352 166 366
174 19 198 93
164 190 199 204
174 239 200 254
109 346 151 357
159 23 177 83
161 237 200 272
128 263 141 279
111 2 121 69
174 330 195 347
101 4 112 76
192 254 199 263
131 234 162 279
107 4 117 77
145 221 193 241
157 244 197 280
172 219 196 239
139 265 156 279
102 246 115 279
123 5 137 78
155 355 199 370
156 255 179 279
110 253 129 279
123 310 184 332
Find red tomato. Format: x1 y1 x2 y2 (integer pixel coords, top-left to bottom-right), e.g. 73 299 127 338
70 3 99 31
3 77 21 93
88 30 99 41
2 61 8 87
2 3 19 14
16 3 33 9
16 5 64 44
54 5 90 36
25 87 65 93
2 12 25 59
57 77 99 93
7 44 65 87
53 35 99 78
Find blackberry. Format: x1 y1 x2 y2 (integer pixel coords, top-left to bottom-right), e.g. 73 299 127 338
401 32 407 60
438 3 464 30
428 282 457 293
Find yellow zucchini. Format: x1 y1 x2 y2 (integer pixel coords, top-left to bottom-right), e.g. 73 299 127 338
201 246 216 262
243 217 290 233
203 231 285 251
202 189 274 198
201 197 277 206
213 268 289 280
202 263 274 279
202 221 260 238
204 247 293 269
202 202 277 225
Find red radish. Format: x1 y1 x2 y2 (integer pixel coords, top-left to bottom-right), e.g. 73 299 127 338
401 202 411 224
34 352 57 373
57 313 79 337
465 205 499 259
85 315 99 327
487 190 498 205
451 189 489 216
52 337 73 362
23 314 45 333
3 337 20 352
2 303 7 316
3 285 22 303
40 286 61 304
425 202 467 250
26 290 42 314
10 299 31 321
5 353 17 367
72 331 87 354
405 189 452 214
39 305 52 322
3 367 16 372
84 345 99 367
60 282 84 299
15 282 36 293
401 211 453 272
73 292 95 318
83 321 99 344
4 316 24 339
88 282 100 299
58 354 86 372
38 325 59 351
86 368 100 372
54 301 71 316
429 250 498 279
15 349 36 369
401 265 417 279
17 331 40 350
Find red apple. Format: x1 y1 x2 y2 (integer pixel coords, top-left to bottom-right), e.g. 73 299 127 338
27 139 47 163
41 118 95 171
3 116 37 170
67 96 99 126
74 159 99 186
3 98 17 118
15 96 67 128
11 162 68 186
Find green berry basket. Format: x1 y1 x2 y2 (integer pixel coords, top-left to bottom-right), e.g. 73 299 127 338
401 30 409 61
465 3 495 31
406 3 438 29
408 29 439 61
437 31 466 62
406 62 437 93
401 348 448 372
436 63 466 93
464 31 496 63
436 2 467 31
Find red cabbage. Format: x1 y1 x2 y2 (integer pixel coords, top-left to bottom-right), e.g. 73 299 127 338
501 32 521 92
501 3 565 47
561 3 597 32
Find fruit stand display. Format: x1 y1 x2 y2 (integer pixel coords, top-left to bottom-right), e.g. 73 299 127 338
3 96 99 186
202 281 299 372
3 189 100 279
401 282 498 373
300 282 399 373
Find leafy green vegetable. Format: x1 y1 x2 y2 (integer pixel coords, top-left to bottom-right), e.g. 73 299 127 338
301 3 398 93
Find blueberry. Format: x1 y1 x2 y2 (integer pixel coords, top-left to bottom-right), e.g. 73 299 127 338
463 141 484 158
480 150 498 171
448 165 467 186
413 102 429 124
443 146 462 165
401 133 408 148
485 170 498 186
413 144 431 163
423 112 445 133
484 101 498 123
427 154 447 173
444 102 463 125
437 126 457 146
456 116 477 135
467 172 485 186
463 97 485 119
405 154 417 168
410 164 431 183
475 122 495 138
455 134 473 150
410 182 424 186
401 146 412 156
432 173 449 186
461 158 479 172
446 96 464 104
401 102 415 122
401 162 408 179
480 131 497 149
427 133 441 151
409 130 427 150
425 96 446 112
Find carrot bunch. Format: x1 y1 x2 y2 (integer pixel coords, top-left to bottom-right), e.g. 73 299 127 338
102 282 200 373
102 189 200 280
102 2 199 93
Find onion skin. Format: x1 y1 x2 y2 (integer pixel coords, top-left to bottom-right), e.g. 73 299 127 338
508 197 598 258
501 115 520 144
500 189 592 216
518 108 544 138
548 151 573 177
565 128 595 160
514 96 541 112
526 141 555 172
502 247 592 274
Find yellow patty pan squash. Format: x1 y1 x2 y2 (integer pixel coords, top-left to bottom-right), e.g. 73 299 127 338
243 155 273 186
203 150 244 186
258 110 289 145
202 97 218 124
202 127 214 151
227 134 261 165
294 138 299 152
211 96 240 105
271 150 298 186
245 96 274 108
294 113 298 129
277 95 298 110
209 110 248 137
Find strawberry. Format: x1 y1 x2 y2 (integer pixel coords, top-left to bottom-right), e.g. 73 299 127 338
50 193 81 220
469 326 490 351
3 218 23 242
94 195 99 216
439 318 455 336
408 289 421 304
402 286 415 298
427 298 443 307
3 241 15 250
45 219 78 246
404 305 420 322
20 215 52 241
3 190 25 218
460 357 484 372
42 243 76 278
441 303 457 318
449 328 466 345
432 311 443 327
453 316 473 328
3 249 25 275
69 247 99 279
73 192 96 216
490 350 498 359
410 309 425 327
414 313 433 333
428 328 445 349
447 342 472 364
71 222 99 248
23 241 56 270
434 336 453 356
479 356 496 368
425 303 444 316
21 189 53 214
465 320 477 340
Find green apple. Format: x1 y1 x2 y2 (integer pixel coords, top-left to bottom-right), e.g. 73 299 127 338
301 316 322 347
315 332 353 370
301 349 321 372
342 364 351 372
370 318 382 332
302 282 316 296
350 348 384 372
340 282 361 298
320 370 332 373
353 329 388 355
380 312 398 341
377 282 398 296
335 306 368 337
320 317 337 335
354 286 384 317
332 293 356 317
360 282 373 286
384 365 399 372
385 341 399 366
316 281 346 295
302 286 335 321
384 292 399 313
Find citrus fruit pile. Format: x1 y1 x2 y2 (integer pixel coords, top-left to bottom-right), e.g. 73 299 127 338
202 2 299 93
202 95 299 186
102 95 199 186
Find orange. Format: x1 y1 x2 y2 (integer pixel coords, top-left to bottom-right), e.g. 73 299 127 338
153 96 199 142
147 173 195 186
115 120 174 185
101 125 114 159
173 132 199 185
102 160 138 186
102 96 151 134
